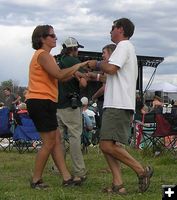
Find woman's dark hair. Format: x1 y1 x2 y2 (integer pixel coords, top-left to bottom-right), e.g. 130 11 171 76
32 25 53 50
113 18 135 39
102 44 116 55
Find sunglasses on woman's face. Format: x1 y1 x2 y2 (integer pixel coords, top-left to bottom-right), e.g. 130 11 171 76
46 33 57 38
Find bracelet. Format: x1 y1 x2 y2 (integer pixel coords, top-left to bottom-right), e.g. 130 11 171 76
96 74 100 81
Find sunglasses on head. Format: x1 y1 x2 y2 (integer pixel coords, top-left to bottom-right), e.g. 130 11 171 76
45 33 57 38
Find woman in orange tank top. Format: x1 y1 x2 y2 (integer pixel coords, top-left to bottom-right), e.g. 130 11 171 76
26 25 88 189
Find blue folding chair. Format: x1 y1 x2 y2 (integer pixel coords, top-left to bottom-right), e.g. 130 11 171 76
13 113 41 153
0 107 14 151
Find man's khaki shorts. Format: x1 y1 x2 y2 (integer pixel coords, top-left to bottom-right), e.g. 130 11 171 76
100 108 132 145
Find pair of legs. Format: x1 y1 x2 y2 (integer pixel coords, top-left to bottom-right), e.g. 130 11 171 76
57 108 86 180
32 128 71 183
26 99 71 184
99 140 145 190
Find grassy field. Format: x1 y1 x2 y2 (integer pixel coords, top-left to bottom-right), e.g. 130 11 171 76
0 146 177 200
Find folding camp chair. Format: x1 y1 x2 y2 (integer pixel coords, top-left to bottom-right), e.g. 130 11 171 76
151 113 177 155
0 107 14 151
134 112 177 156
13 113 41 153
131 112 156 149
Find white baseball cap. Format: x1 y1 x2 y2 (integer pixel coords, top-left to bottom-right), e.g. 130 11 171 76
62 37 84 48
81 97 88 105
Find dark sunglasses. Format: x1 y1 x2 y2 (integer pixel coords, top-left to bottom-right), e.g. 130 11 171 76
111 25 116 31
45 33 57 38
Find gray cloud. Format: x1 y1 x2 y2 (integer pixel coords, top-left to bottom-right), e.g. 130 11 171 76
0 0 177 86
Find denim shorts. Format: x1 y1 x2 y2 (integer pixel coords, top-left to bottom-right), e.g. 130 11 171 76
100 108 132 145
26 99 58 132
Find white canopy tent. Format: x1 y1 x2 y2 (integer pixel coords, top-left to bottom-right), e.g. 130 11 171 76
147 82 177 93
144 82 177 103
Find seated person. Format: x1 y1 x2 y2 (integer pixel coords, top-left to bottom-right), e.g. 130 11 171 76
82 111 93 132
14 103 28 125
134 95 148 120
81 97 96 128
149 95 163 114
81 97 93 147
139 96 163 123
17 103 28 114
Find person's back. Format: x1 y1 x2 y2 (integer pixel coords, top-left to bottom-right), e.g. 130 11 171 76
85 108 96 127
82 111 93 131
82 111 93 147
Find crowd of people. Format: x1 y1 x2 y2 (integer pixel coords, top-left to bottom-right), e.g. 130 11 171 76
0 17 155 195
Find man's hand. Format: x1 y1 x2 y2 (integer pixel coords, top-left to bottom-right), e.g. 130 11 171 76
74 71 87 87
88 60 97 69
86 72 97 81
76 61 89 70
74 71 85 79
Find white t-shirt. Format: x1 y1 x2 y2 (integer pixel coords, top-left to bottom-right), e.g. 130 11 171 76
103 40 138 110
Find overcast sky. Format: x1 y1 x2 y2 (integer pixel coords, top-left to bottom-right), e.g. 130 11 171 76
0 0 177 88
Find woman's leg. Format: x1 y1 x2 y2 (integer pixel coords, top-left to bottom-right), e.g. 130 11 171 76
51 128 71 181
32 130 56 183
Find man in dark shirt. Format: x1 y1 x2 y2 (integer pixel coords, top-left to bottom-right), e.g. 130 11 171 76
56 37 87 185
3 87 21 111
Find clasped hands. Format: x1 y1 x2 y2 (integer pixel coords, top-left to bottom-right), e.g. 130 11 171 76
76 60 102 82
80 60 98 71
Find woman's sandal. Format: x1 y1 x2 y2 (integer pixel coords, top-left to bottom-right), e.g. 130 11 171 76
30 179 49 190
102 184 127 195
62 178 74 187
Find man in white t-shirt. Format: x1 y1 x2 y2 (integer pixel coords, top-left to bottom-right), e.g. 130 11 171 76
88 18 153 194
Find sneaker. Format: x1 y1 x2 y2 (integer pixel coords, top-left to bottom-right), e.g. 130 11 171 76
30 179 49 190
138 166 153 193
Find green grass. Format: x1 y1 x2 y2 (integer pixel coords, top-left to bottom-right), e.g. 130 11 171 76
0 146 177 200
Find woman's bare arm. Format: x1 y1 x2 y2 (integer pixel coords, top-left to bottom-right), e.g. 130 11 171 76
38 51 88 81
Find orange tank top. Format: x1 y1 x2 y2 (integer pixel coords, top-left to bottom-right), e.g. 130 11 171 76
26 49 58 102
